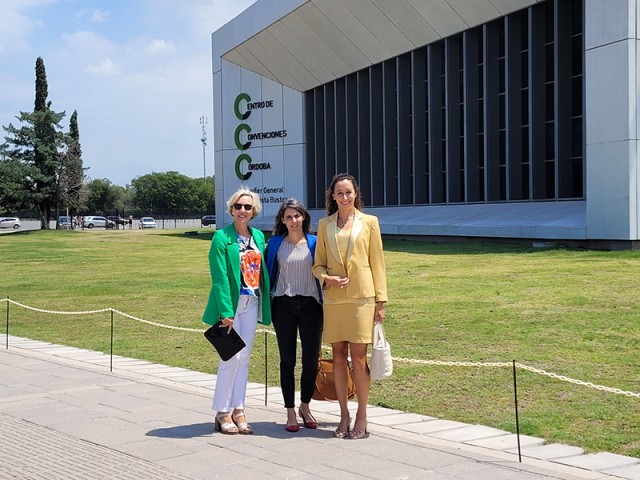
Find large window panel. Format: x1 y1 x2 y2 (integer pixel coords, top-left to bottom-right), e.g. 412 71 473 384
428 43 445 204
412 48 428 204
302 0 584 208
446 35 463 203
346 73 359 179
383 60 398 205
398 53 413 205
370 64 384 206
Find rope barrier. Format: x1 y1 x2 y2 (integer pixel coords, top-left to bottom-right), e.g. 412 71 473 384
3 298 639 399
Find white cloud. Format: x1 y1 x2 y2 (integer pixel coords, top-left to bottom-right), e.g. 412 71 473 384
144 38 176 55
86 57 121 77
61 31 115 53
0 1 39 54
76 8 110 23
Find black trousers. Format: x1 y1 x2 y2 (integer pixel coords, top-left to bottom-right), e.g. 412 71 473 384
271 295 323 408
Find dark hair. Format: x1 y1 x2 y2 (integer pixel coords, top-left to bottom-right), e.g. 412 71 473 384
325 173 363 215
272 198 312 236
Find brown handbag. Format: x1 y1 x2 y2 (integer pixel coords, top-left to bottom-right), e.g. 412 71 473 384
312 358 357 401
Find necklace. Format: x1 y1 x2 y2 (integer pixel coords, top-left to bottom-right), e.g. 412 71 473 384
337 214 354 228
285 234 305 246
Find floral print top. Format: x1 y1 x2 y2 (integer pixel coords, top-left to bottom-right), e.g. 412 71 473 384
238 234 261 297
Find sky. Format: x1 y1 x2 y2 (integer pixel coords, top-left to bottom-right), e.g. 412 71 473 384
0 0 256 186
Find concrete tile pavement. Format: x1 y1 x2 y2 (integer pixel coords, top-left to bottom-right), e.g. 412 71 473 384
0 335 637 480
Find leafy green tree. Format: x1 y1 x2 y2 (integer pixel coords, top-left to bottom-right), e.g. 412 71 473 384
84 179 119 214
108 184 132 214
114 185 135 214
132 171 199 215
193 176 215 213
0 57 68 228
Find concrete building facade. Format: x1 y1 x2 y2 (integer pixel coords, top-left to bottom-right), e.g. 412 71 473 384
211 0 640 249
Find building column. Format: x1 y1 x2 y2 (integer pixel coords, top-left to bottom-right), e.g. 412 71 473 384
585 0 640 240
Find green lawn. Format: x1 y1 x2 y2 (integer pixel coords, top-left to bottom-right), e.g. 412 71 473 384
1 228 639 457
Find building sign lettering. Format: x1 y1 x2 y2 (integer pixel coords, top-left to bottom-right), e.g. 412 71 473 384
233 93 286 181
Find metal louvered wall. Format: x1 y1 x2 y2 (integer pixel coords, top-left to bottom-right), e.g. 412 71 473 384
305 0 584 209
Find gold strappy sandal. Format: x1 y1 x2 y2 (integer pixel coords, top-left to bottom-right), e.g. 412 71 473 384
334 416 351 438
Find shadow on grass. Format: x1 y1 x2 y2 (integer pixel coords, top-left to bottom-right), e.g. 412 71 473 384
381 238 569 255
157 229 577 254
157 230 216 241
0 229 70 237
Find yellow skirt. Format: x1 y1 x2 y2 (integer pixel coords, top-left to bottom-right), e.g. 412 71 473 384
322 300 375 344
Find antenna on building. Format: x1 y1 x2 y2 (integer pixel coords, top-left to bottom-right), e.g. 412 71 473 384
200 115 208 180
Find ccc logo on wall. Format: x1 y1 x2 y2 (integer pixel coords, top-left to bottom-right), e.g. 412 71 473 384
233 93 285 181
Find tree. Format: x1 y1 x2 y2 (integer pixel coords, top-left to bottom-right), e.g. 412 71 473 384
54 110 87 226
84 179 120 214
193 176 215 213
0 57 68 228
132 171 199 215
113 184 135 213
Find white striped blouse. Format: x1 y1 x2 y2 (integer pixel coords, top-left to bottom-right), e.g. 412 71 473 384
272 239 320 303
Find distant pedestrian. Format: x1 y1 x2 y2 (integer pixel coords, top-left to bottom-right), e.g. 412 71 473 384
128 215 133 230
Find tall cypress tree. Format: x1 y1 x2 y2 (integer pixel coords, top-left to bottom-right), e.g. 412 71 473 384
35 57 48 112
0 57 66 228
69 110 80 141
55 110 86 226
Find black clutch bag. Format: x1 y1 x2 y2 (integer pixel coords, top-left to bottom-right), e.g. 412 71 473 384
203 321 246 361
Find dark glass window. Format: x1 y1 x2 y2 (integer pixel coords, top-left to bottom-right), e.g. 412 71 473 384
303 0 583 207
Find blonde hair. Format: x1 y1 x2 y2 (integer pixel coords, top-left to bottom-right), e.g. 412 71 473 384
226 187 262 219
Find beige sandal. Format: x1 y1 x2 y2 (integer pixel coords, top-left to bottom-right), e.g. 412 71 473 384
215 412 239 434
232 409 254 435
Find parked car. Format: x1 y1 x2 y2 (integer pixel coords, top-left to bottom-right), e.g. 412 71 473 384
58 216 74 229
201 215 216 227
107 216 126 229
83 216 115 229
0 217 21 229
139 217 157 229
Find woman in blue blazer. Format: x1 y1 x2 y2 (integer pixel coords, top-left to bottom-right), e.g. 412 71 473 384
266 198 323 432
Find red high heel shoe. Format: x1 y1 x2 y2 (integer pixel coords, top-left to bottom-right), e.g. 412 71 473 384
285 422 300 432
298 409 318 429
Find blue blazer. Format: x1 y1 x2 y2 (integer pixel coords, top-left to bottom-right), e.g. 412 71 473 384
265 233 323 302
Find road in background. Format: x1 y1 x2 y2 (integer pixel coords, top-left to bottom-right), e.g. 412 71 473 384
0 218 215 234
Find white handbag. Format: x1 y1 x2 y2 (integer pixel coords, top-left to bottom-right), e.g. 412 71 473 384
370 323 393 380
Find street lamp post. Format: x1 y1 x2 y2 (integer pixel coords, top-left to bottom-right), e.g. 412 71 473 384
200 115 207 180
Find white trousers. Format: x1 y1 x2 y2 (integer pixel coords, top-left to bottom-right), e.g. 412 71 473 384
212 295 259 413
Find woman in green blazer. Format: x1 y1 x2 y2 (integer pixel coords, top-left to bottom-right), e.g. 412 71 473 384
202 187 271 435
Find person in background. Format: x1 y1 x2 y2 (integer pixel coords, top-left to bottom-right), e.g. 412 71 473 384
265 199 323 432
202 187 271 435
312 173 388 439
128 215 133 230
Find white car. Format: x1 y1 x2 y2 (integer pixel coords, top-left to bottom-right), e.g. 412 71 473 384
0 217 21 229
82 216 115 229
139 217 157 229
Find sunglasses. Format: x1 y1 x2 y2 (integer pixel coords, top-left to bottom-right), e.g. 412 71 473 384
233 203 253 211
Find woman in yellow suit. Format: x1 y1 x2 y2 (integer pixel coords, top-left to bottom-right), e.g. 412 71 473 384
312 173 388 439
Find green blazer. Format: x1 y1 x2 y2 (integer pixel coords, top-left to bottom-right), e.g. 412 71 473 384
202 223 271 326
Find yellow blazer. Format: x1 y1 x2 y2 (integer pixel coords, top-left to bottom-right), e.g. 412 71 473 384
312 209 388 303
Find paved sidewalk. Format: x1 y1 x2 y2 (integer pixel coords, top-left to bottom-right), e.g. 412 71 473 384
1 336 638 480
